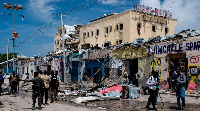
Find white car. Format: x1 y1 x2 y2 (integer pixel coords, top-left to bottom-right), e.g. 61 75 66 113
3 73 11 79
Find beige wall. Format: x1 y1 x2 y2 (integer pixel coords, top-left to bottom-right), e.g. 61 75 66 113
79 10 177 49
54 33 62 52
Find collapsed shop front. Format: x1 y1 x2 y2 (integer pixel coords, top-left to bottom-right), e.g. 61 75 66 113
53 56 62 80
151 35 200 90
84 49 110 86
68 53 83 82
112 45 149 88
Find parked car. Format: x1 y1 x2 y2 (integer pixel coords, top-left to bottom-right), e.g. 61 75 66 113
3 73 11 79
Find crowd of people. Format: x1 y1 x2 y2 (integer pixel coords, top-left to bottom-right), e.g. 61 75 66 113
1 67 200 111
6 70 59 110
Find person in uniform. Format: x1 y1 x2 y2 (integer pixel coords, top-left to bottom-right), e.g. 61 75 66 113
25 72 44 110
50 71 57 103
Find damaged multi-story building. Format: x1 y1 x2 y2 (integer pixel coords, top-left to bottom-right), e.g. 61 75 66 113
54 24 82 81
54 25 82 53
76 5 177 87
52 5 200 93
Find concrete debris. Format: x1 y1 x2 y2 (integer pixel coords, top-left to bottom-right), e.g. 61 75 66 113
176 29 200 38
128 86 141 99
101 91 122 98
74 96 102 103
86 92 99 96
98 107 107 110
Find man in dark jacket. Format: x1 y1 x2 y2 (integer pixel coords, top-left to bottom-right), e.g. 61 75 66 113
10 71 18 96
50 70 57 103
170 69 177 92
25 72 44 110
0 71 4 96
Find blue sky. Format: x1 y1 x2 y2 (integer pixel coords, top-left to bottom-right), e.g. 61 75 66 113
0 0 199 57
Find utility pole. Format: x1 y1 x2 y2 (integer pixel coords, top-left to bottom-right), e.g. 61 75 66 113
61 14 66 83
2 3 24 72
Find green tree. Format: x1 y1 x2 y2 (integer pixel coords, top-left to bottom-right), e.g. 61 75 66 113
0 53 17 63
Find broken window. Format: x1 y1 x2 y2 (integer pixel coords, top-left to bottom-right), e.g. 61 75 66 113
92 31 93 36
137 23 141 35
120 24 123 30
96 29 99 35
106 27 108 33
165 28 168 35
83 33 86 38
152 25 156 32
116 25 119 30
110 26 112 32
57 40 59 45
87 32 89 37
119 40 122 44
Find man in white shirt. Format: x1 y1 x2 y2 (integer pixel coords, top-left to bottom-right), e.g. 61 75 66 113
146 72 158 111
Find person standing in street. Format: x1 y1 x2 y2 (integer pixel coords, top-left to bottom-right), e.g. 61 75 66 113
154 72 160 105
170 69 177 93
50 70 57 103
25 72 44 110
10 71 18 96
41 70 51 105
135 72 140 87
55 71 59 98
121 72 129 99
146 71 158 111
0 70 4 105
193 75 200 94
175 69 186 110
0 71 4 96
38 71 44 105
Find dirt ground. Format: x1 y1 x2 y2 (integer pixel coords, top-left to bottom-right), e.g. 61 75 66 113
0 92 99 111
0 79 99 111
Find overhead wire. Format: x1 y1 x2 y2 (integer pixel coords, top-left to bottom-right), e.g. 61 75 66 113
19 0 107 47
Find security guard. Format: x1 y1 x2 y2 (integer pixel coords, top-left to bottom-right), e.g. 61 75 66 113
25 72 44 110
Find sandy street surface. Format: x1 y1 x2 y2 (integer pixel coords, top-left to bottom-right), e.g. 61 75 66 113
0 79 99 111
0 93 98 111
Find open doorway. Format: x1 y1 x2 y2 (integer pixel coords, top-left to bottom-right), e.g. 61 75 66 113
168 53 188 89
129 59 138 86
93 67 102 83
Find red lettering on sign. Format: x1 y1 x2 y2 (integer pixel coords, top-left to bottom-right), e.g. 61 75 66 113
190 56 199 64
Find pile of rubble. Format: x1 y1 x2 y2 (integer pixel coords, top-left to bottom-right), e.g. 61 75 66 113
57 84 142 104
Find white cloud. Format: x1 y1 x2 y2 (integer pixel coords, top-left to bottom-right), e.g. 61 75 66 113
100 0 128 5
140 0 200 33
26 0 63 22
